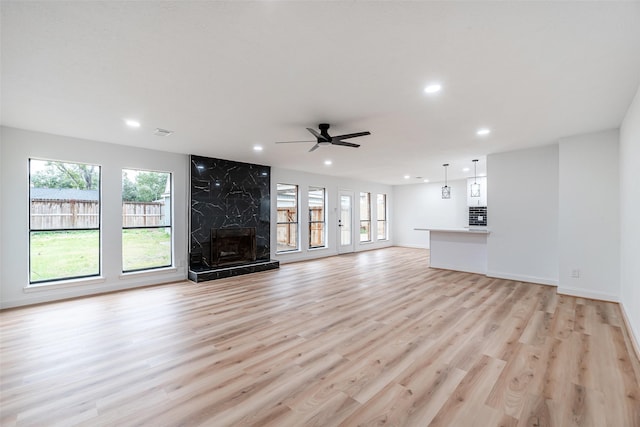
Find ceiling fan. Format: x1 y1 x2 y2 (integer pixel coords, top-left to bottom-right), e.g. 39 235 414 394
276 123 371 152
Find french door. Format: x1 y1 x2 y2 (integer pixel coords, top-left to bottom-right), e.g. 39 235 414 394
338 190 355 254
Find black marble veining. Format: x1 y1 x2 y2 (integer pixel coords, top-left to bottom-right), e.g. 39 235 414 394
189 155 272 275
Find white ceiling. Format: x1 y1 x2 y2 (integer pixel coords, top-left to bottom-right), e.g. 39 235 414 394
2 1 640 185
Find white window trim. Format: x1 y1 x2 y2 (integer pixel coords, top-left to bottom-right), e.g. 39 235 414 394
24 276 106 292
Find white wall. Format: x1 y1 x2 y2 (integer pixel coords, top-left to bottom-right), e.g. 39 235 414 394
0 131 3 302
270 167 393 264
487 144 559 285
620 84 640 351
392 180 467 248
0 127 189 308
558 130 620 301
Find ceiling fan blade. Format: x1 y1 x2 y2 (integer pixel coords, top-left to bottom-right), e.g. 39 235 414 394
306 127 327 141
332 141 360 148
331 131 371 140
275 140 314 144
309 144 320 152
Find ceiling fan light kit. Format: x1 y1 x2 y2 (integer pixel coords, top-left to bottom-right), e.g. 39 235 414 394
276 123 371 152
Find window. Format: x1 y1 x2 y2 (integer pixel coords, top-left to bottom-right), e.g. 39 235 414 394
377 193 387 240
360 192 371 242
277 184 298 252
308 187 326 248
29 159 101 283
122 169 172 272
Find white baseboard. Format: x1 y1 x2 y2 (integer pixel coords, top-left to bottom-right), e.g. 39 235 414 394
486 270 558 286
556 286 619 302
395 243 429 249
1 275 187 309
619 302 640 364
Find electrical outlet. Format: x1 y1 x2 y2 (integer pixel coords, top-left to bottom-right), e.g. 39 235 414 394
571 269 580 278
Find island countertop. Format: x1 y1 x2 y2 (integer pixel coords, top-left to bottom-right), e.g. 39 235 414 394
414 227 490 234
416 228 489 274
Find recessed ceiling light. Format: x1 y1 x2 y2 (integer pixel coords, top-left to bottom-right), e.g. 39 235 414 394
125 119 141 128
253 145 263 152
424 83 442 94
324 160 332 166
423 179 430 183
476 128 491 136
463 167 470 172
404 175 411 179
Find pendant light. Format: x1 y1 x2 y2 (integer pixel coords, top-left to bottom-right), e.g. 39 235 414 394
441 163 451 199
470 159 480 197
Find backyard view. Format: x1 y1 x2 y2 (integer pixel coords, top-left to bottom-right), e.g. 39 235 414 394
29 159 172 283
122 168 172 272
30 230 99 282
29 229 171 281
29 159 101 283
122 228 171 271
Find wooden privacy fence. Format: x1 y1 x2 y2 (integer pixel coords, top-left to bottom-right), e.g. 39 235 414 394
30 200 164 229
277 207 324 247
122 202 165 227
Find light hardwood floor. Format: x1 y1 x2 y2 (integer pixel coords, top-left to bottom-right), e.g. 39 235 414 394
1 247 639 426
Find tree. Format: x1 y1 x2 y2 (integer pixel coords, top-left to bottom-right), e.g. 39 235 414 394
121 170 168 202
31 161 99 190
136 172 168 202
121 171 139 202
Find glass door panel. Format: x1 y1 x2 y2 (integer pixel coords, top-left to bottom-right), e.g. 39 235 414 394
338 191 354 253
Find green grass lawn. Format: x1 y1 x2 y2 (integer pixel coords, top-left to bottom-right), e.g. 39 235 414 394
30 229 171 282
122 228 171 271
30 230 100 282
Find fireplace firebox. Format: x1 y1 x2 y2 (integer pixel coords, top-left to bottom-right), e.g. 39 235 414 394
211 227 257 267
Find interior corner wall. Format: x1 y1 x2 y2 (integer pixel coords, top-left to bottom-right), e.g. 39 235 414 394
486 144 559 285
620 84 640 351
270 167 393 264
0 135 3 296
0 126 189 308
558 129 620 301
392 180 467 249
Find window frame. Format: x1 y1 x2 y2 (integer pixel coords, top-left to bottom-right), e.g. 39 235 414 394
29 158 102 284
121 168 173 273
276 183 299 253
377 193 388 240
308 186 326 249
359 191 372 243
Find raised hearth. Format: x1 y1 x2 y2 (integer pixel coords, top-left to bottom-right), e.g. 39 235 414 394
188 259 280 282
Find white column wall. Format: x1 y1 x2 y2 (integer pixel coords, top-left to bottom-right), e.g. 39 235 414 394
558 129 620 301
486 144 559 285
620 84 640 352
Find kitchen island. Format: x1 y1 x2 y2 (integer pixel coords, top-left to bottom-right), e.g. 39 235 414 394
415 228 490 274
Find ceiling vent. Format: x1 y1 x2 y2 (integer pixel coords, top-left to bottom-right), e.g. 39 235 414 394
154 128 174 137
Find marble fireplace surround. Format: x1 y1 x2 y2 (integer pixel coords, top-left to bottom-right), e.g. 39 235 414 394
188 155 279 282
